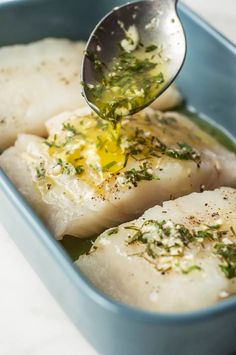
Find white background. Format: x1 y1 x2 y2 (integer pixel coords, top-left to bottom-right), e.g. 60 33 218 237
0 1 235 354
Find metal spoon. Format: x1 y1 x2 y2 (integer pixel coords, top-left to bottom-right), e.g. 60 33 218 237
82 0 186 121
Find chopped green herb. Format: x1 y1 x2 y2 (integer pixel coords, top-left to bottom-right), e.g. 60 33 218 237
53 158 75 175
75 165 84 175
44 134 60 148
124 162 159 186
157 116 177 125
125 127 201 166
125 218 236 277
44 141 53 147
125 225 144 243
182 265 202 274
35 162 46 179
107 227 119 236
125 225 142 231
175 225 193 245
85 51 104 74
45 126 85 149
36 167 45 179
215 243 236 279
63 164 71 175
145 45 158 53
102 161 117 172
62 122 77 135
157 140 201 166
56 158 63 166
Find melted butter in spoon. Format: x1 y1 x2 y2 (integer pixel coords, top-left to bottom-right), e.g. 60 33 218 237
84 25 167 126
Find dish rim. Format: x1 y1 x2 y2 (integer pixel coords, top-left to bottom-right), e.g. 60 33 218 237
0 1 236 325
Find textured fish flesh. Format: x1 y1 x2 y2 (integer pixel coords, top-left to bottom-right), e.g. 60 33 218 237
0 107 236 239
0 38 85 151
77 187 236 312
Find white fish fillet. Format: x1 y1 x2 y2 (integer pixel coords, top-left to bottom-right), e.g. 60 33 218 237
0 38 86 151
77 187 236 312
0 107 236 239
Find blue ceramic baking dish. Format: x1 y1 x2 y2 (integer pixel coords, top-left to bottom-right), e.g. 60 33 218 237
0 1 236 354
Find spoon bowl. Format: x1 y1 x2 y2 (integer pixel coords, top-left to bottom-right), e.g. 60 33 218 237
82 0 186 119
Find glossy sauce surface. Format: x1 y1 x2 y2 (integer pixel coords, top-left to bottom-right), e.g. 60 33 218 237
85 25 167 125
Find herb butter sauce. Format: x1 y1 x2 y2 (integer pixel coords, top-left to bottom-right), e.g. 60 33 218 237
61 108 236 259
83 25 167 125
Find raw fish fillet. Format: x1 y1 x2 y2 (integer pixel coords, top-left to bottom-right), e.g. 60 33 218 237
77 187 236 312
0 38 85 151
0 107 236 239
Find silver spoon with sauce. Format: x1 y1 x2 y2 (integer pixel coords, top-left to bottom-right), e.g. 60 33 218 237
82 0 186 125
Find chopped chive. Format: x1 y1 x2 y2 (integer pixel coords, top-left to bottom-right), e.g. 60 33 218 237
102 161 117 172
145 44 158 52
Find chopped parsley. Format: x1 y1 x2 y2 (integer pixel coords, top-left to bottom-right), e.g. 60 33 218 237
62 122 78 135
124 162 159 186
156 140 201 166
157 116 177 125
44 134 60 148
56 158 63 166
215 243 236 279
182 265 202 274
145 45 158 53
35 162 46 179
125 127 201 166
63 164 72 175
107 227 119 236
102 161 117 172
75 165 84 175
53 158 75 176
84 51 104 74
125 219 235 277
44 126 85 149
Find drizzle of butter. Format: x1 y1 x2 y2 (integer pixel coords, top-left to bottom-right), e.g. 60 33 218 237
47 114 125 188
28 108 219 201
